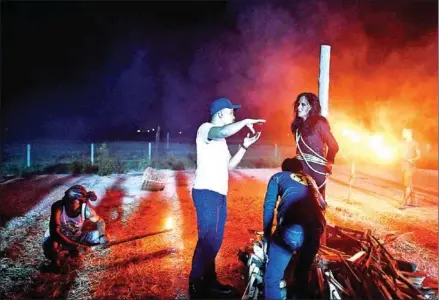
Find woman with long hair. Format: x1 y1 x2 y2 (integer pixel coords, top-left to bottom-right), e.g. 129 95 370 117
291 92 339 200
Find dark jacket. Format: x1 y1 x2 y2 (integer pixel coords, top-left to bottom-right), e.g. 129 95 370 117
263 171 326 239
292 116 339 163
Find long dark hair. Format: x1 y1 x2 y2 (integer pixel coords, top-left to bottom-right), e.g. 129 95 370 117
291 92 326 137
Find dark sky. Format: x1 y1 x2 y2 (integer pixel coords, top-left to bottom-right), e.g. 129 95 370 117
1 0 438 143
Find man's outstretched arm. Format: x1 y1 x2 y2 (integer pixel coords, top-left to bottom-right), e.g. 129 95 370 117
208 119 265 140
87 205 107 242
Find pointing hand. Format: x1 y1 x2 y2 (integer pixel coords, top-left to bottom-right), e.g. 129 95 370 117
246 119 266 134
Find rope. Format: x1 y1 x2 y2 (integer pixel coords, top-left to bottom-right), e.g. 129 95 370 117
295 130 330 189
297 153 327 165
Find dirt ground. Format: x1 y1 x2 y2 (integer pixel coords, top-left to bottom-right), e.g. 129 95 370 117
0 164 437 299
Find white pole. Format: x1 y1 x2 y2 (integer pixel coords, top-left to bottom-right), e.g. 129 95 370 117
155 126 160 155
318 45 331 118
148 142 152 163
26 144 31 168
166 132 170 149
91 143 95 165
274 144 278 160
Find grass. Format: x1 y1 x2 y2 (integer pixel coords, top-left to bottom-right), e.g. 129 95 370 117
1 143 285 180
0 167 437 299
0 213 51 299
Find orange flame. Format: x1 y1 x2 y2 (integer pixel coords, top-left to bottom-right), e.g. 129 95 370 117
338 123 398 164
165 217 174 230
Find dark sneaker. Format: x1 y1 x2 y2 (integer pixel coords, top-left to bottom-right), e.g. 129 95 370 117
206 280 236 298
188 279 205 299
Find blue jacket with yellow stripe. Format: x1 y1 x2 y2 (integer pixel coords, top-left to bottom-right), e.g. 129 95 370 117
263 171 326 239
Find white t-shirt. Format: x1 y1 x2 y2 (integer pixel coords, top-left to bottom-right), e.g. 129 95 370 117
193 122 231 195
44 203 98 240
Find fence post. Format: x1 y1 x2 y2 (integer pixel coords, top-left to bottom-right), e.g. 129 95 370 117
155 126 160 155
91 143 94 165
148 142 152 164
274 144 278 160
26 144 31 168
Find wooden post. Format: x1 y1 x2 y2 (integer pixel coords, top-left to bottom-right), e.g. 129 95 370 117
348 160 356 202
91 143 95 165
26 144 31 168
318 45 331 118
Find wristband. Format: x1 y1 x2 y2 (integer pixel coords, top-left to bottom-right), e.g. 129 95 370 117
241 144 248 151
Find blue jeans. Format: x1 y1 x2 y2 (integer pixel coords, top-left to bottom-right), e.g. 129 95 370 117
189 189 227 282
264 224 323 300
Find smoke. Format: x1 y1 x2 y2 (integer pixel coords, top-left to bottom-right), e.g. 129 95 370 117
173 0 437 145
103 50 157 130
5 0 436 145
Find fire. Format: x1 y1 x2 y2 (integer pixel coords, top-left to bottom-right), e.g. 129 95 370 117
342 128 362 143
164 216 174 230
367 134 383 149
366 135 395 162
338 125 398 164
379 147 394 161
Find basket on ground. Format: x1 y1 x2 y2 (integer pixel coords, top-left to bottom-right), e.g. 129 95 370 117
141 167 167 191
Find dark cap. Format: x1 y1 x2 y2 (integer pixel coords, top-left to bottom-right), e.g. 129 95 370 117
210 98 241 115
65 185 97 202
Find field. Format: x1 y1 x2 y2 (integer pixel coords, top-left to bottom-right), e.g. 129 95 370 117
1 141 290 175
0 164 437 299
2 140 437 175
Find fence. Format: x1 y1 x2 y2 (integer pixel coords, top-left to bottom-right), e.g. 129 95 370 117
3 140 437 174
1 140 295 173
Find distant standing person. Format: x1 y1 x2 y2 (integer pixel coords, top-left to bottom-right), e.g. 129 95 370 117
399 128 421 209
189 97 265 299
291 92 339 200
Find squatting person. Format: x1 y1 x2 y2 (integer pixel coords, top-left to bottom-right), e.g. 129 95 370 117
263 158 326 300
42 185 109 271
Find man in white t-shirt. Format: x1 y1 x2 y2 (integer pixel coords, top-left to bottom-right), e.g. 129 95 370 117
189 97 265 298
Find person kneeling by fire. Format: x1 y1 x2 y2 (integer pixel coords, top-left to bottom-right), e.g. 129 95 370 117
42 185 109 272
263 158 326 300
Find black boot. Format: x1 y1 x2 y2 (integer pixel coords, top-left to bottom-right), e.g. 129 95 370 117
206 279 236 298
188 279 205 299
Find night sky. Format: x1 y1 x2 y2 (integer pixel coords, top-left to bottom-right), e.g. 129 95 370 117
2 0 438 143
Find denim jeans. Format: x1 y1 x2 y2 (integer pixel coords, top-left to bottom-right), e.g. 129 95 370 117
264 224 323 300
189 189 227 283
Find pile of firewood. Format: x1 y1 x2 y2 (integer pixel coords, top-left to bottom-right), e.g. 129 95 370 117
314 225 438 299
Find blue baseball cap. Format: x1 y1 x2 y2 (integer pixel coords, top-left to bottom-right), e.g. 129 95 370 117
210 98 241 115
